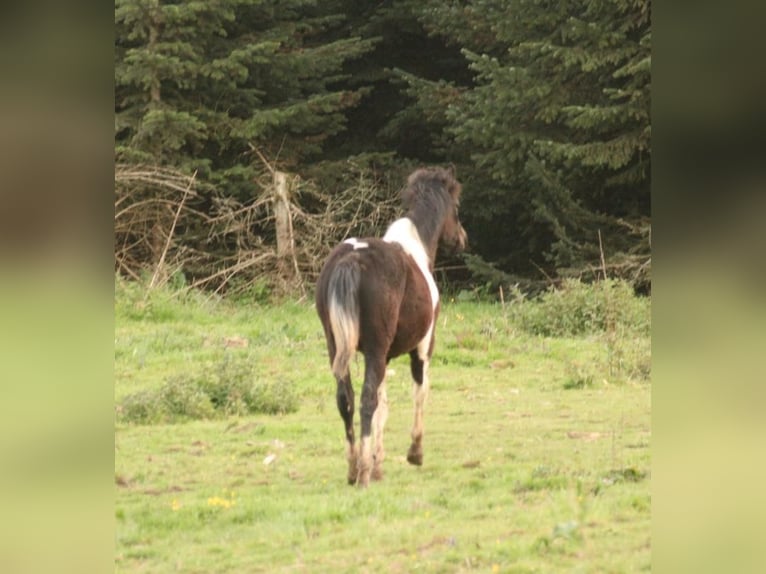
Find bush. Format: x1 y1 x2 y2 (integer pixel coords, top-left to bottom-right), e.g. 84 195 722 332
117 355 299 425
511 278 649 337
118 390 163 424
197 356 299 416
161 376 217 420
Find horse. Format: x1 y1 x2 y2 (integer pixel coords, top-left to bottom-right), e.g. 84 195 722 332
315 167 467 487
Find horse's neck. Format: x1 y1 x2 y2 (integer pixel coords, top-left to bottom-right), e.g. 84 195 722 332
383 218 434 274
383 217 439 310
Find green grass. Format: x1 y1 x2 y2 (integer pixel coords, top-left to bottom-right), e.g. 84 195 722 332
115 279 650 572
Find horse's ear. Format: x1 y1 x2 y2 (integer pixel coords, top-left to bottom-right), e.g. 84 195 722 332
443 164 461 199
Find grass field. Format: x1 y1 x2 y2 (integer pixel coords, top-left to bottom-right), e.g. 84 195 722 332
115 279 650 573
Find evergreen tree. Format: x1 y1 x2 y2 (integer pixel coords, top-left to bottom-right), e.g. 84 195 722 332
115 0 375 199
114 0 651 291
292 0 475 225
407 0 651 286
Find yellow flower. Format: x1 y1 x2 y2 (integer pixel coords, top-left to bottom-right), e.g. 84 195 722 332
170 499 181 511
207 496 235 509
492 564 500 573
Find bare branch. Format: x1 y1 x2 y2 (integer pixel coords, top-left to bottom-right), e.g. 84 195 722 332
115 158 401 298
147 171 196 291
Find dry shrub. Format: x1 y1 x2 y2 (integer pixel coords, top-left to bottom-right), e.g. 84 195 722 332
114 160 399 299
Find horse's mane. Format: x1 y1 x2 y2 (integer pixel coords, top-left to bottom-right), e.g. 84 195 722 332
401 167 461 249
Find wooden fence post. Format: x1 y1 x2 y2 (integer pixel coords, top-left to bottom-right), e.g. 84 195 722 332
273 170 297 283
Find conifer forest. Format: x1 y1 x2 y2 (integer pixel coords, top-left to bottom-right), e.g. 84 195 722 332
115 0 651 296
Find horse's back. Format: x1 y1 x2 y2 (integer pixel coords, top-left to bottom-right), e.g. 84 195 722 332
317 238 434 360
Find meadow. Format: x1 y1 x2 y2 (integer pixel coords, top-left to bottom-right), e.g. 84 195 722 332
115 278 650 573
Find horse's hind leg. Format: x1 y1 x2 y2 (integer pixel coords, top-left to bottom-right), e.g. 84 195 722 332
357 354 386 487
336 373 357 484
371 376 388 481
407 350 430 466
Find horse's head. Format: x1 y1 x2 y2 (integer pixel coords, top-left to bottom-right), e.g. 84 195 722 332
402 166 468 257
442 185 468 253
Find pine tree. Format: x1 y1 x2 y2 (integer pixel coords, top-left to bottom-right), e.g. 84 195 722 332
407 0 651 286
115 0 375 199
285 0 476 220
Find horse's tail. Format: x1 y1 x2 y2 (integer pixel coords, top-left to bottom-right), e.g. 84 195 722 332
327 259 361 380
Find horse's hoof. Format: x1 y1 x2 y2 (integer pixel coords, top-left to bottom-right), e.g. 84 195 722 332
356 464 372 487
347 458 358 485
371 467 384 481
406 447 423 466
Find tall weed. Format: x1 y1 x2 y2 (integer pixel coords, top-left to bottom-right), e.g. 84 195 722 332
117 355 298 424
505 279 650 385
114 273 221 323
511 279 649 337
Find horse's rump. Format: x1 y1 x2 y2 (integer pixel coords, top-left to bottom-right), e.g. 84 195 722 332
317 239 433 363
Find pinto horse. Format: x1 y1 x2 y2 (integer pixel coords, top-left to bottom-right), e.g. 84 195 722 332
316 167 467 487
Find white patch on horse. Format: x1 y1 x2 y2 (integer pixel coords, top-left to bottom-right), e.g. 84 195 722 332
411 361 429 443
371 378 389 479
344 237 369 250
383 218 438 359
358 435 373 486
